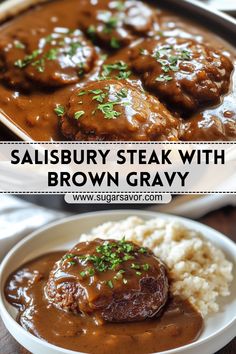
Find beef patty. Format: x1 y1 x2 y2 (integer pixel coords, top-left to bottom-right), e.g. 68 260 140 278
79 0 158 50
60 79 180 141
46 238 169 323
0 27 96 90
130 37 233 115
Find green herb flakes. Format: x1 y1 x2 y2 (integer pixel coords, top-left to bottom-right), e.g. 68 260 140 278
14 40 25 49
107 280 114 289
142 264 150 271
140 44 192 80
97 102 121 119
78 91 87 96
87 25 96 38
113 1 125 11
100 60 131 80
110 37 120 49
74 111 85 120
54 105 65 117
156 74 173 82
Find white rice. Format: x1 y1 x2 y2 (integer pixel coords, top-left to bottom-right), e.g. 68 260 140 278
80 216 233 317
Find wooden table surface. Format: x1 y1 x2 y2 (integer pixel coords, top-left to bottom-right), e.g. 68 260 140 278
0 205 235 354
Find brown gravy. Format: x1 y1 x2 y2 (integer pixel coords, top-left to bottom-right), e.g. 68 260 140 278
5 251 203 353
0 0 235 141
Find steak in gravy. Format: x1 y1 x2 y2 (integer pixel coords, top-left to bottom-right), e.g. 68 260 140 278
60 79 180 141
0 27 97 90
130 37 233 115
79 0 158 49
46 238 169 323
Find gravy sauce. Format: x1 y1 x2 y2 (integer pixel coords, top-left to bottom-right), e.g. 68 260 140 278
0 0 235 141
5 251 203 354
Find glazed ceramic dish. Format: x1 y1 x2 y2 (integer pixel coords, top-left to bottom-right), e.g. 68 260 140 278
0 210 235 354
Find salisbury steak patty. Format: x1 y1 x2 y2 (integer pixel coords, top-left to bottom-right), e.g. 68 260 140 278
60 79 180 141
0 27 96 90
46 238 169 323
79 0 158 49
130 37 233 115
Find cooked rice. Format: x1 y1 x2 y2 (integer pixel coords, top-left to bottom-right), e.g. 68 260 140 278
80 216 233 317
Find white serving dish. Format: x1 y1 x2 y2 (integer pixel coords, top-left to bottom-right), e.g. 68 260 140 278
0 210 235 354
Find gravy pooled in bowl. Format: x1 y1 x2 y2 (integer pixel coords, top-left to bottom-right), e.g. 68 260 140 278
0 0 235 141
5 238 203 353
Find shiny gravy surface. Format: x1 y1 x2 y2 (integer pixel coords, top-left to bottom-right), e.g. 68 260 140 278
5 251 203 354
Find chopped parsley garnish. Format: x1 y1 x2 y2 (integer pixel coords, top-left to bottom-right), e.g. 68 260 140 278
68 41 82 56
140 44 192 83
89 89 103 95
45 48 59 60
92 92 107 103
14 30 85 74
14 40 25 49
100 61 131 80
107 280 114 289
110 37 120 49
123 254 135 261
103 16 119 34
77 85 130 120
65 239 152 289
156 74 173 82
78 90 86 96
113 1 125 11
62 253 77 260
88 268 95 276
45 34 53 43
117 88 128 99
14 49 41 69
131 263 141 270
74 110 85 120
142 264 150 271
97 102 121 119
114 269 125 280
87 25 96 39
89 89 107 103
31 58 45 73
54 105 65 117
140 48 149 56
62 253 77 266
139 247 148 254
78 62 85 77
180 49 192 60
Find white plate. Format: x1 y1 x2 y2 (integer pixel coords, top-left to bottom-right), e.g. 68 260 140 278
0 210 235 354
206 0 236 13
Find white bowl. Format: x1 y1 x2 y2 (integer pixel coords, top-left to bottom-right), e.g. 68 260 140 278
0 210 235 354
